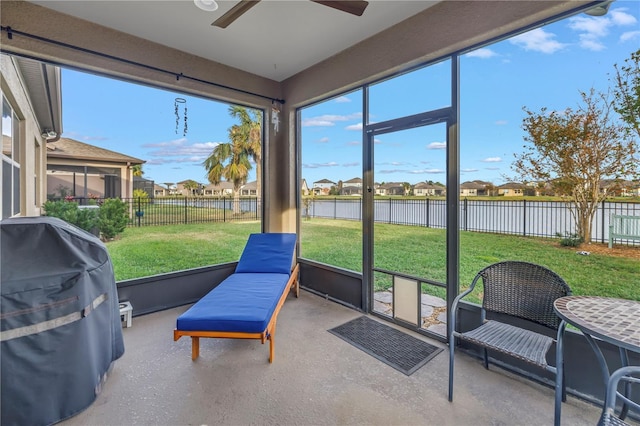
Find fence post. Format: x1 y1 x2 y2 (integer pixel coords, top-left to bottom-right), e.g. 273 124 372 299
463 198 468 231
389 197 392 224
426 197 430 228
601 200 606 243
523 199 527 236
137 197 141 227
223 198 226 222
334 197 337 220
184 197 188 224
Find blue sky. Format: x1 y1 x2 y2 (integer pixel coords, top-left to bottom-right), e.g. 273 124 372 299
60 3 639 187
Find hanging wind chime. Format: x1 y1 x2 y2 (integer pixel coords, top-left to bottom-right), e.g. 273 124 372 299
174 97 188 136
271 101 281 134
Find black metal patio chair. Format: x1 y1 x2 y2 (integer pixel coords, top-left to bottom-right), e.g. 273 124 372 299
448 261 571 425
599 365 640 426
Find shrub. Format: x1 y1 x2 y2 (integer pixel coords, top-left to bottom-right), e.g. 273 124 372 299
43 200 99 236
556 231 583 247
98 198 129 239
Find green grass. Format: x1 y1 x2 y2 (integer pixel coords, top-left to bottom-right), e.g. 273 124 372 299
106 219 639 302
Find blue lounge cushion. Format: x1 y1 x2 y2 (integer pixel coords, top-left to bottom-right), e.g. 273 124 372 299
235 233 296 274
177 273 291 333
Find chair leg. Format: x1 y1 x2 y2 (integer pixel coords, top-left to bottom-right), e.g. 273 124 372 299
483 348 489 369
448 334 455 401
191 336 199 361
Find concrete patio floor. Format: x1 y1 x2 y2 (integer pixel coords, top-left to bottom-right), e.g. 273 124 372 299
62 290 602 425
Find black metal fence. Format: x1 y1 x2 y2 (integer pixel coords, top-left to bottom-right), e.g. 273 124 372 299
306 197 640 245
63 195 638 245
114 197 260 226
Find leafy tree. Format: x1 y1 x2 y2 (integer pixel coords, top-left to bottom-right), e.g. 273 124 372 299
203 106 261 214
612 49 640 140
513 89 638 243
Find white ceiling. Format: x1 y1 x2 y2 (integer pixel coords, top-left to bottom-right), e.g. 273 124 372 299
29 0 439 82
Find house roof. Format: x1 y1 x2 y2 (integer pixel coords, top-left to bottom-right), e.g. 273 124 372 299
498 182 526 189
313 179 336 185
47 137 144 164
203 181 234 190
460 181 486 190
242 181 257 190
344 177 362 184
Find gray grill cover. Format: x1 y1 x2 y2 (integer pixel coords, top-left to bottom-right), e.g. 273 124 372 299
1 216 125 426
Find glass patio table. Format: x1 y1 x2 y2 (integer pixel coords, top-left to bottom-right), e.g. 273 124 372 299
553 296 640 423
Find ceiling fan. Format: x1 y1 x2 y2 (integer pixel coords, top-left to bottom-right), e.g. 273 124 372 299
209 0 369 29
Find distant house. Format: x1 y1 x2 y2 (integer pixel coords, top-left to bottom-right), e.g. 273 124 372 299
460 181 486 197
2 55 61 218
203 181 234 196
497 182 527 196
600 179 640 197
301 179 310 196
377 182 404 196
154 184 168 197
240 181 257 196
341 186 362 196
344 177 362 188
47 137 144 201
414 182 445 196
312 178 336 195
176 179 203 196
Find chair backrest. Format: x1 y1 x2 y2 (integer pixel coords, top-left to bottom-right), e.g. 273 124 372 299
479 261 571 329
599 366 640 426
235 233 297 275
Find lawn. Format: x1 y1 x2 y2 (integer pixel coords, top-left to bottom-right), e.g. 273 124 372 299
105 219 639 301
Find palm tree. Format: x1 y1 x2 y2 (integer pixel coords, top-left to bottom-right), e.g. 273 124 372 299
229 106 262 199
182 179 200 196
203 106 262 214
132 164 143 177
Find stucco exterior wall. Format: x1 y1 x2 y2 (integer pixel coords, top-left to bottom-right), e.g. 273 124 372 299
1 54 48 217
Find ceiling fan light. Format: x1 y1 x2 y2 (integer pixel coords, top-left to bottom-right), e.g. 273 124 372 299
194 0 219 12
584 0 613 16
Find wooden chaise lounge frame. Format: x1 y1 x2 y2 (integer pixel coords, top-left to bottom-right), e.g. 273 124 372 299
173 263 299 363
173 234 300 363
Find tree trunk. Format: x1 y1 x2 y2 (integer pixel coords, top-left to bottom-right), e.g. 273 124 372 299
233 190 241 215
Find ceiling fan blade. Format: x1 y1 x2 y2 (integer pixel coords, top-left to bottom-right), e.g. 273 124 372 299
212 0 261 28
311 0 368 17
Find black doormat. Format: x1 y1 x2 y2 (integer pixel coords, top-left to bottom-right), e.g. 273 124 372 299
328 316 442 376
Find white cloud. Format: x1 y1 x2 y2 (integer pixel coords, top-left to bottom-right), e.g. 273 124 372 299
335 96 351 103
373 138 382 144
345 123 363 131
509 28 567 54
466 48 499 59
302 162 339 169
427 142 446 150
302 113 361 127
143 138 219 166
482 157 502 163
495 120 508 126
462 168 479 173
568 9 638 51
610 9 638 26
317 137 329 143
485 167 501 171
409 169 445 174
346 140 361 146
342 162 360 167
621 30 640 42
